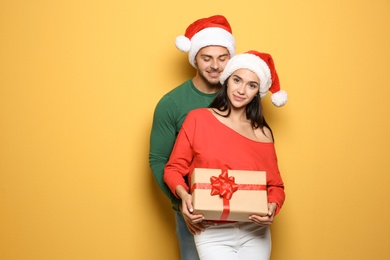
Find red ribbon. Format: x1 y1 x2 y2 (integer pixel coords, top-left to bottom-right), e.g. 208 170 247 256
191 169 266 221
210 170 239 200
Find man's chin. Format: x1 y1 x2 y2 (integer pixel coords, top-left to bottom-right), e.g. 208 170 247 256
207 78 221 85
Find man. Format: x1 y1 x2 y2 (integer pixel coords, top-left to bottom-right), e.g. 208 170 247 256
149 15 236 259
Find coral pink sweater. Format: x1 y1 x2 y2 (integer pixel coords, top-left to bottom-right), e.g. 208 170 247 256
164 108 285 214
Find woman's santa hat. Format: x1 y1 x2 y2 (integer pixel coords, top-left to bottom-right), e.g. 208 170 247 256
220 50 288 107
175 15 236 68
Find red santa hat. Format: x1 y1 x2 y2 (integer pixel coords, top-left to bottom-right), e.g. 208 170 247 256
220 50 288 107
175 15 236 68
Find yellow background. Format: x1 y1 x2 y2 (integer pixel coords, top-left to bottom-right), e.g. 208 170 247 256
1 1 389 259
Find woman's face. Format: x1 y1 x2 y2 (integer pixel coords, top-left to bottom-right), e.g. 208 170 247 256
227 69 260 109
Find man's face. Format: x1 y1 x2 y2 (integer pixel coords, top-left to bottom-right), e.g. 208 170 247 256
194 46 230 85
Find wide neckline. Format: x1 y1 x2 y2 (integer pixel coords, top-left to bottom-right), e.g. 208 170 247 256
203 108 273 144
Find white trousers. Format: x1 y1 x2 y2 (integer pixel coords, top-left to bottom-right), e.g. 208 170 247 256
194 222 271 260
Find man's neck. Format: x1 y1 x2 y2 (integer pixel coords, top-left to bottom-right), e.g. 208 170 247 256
192 75 221 94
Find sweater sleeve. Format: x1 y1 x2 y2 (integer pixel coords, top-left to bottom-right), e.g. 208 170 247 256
164 112 196 197
266 146 285 216
149 96 180 209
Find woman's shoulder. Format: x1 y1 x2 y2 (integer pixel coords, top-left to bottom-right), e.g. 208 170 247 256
263 126 274 142
253 126 274 143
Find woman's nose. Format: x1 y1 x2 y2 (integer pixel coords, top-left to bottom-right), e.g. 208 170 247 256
237 85 245 94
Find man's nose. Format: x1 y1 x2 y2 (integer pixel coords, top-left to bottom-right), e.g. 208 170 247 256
210 59 220 69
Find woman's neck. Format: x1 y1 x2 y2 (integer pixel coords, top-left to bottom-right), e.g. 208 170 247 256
213 107 248 123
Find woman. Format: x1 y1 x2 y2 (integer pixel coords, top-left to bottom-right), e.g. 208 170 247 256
164 50 288 260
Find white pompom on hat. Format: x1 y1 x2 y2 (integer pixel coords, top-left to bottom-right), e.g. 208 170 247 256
175 15 236 68
220 50 288 107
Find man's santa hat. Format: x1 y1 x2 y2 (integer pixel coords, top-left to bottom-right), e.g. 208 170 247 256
175 15 236 68
220 50 288 107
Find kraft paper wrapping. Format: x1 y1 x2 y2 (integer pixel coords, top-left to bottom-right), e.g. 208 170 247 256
190 168 268 222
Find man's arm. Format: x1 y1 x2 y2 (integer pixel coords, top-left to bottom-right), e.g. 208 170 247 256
149 96 180 210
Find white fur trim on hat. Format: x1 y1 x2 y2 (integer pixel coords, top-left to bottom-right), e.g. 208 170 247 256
182 27 235 68
220 53 271 97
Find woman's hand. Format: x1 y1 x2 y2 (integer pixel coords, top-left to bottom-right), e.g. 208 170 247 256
249 202 277 226
179 192 204 223
179 203 206 235
176 185 205 234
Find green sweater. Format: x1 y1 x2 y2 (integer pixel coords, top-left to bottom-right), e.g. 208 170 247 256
149 79 218 210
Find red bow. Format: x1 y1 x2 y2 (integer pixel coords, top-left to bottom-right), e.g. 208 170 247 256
210 170 239 200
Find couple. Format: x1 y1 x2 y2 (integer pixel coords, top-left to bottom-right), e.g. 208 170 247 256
149 15 287 260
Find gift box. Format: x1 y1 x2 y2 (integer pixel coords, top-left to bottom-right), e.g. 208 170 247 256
190 168 268 222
